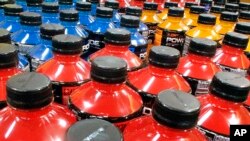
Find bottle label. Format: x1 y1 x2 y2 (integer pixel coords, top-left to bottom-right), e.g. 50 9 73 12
87 30 105 54
218 65 247 77
183 76 211 95
13 42 34 55
31 58 44 71
146 23 158 45
139 30 149 40
129 44 147 60
52 81 86 105
197 126 230 141
161 30 185 54
183 35 192 56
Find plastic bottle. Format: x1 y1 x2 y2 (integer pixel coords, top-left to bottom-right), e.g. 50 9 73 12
42 2 60 24
125 6 149 40
120 15 147 59
177 38 221 95
123 89 207 141
0 43 22 109
84 7 115 57
26 0 42 13
89 28 144 72
197 72 250 140
214 11 238 36
0 72 76 141
37 34 91 105
28 23 65 71
88 0 99 16
104 0 120 27
184 2 197 18
239 2 250 11
182 5 205 29
0 28 29 72
11 12 42 56
75 1 94 27
0 4 23 33
59 9 89 54
183 14 222 55
0 0 11 22
157 2 178 21
239 10 250 22
225 3 239 13
155 7 189 54
69 56 143 131
210 5 225 24
213 32 249 77
66 119 123 141
59 0 74 10
245 68 250 111
141 2 162 49
200 0 213 12
128 47 191 114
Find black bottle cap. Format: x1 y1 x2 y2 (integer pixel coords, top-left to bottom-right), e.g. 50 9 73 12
234 22 250 35
184 2 197 8
164 2 178 8
239 2 250 11
239 11 250 20
52 34 83 54
143 2 158 10
96 7 113 18
20 12 42 26
104 28 130 45
60 9 79 21
87 0 99 4
26 0 42 7
40 23 65 40
105 0 119 10
120 15 140 28
0 28 11 43
125 6 142 17
91 56 127 84
223 32 249 49
76 1 91 11
210 72 250 102
152 90 200 129
0 43 18 68
7 72 53 109
220 11 238 22
42 2 59 13
4 4 23 16
188 38 217 57
168 7 184 17
59 0 73 5
225 3 239 12
210 5 225 14
66 119 123 141
190 5 205 14
198 13 216 25
149 46 180 68
0 0 11 8
200 0 213 5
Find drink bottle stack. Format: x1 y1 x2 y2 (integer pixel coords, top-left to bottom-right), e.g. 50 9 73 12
0 0 249 140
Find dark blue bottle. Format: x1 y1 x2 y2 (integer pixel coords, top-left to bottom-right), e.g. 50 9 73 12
15 0 27 11
59 9 89 53
87 0 99 16
11 12 42 56
120 15 147 59
104 0 120 27
0 4 23 33
59 0 74 10
125 6 149 41
42 2 60 23
0 28 30 71
84 7 115 57
26 0 43 13
28 23 65 71
0 0 11 22
75 1 94 27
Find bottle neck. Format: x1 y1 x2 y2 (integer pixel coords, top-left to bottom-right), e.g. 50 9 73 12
60 21 78 27
189 13 199 20
21 24 40 32
79 11 90 17
197 23 215 29
95 17 112 23
122 26 137 33
4 15 19 22
143 10 157 15
42 12 59 17
27 6 42 12
53 53 81 62
105 43 130 52
148 65 176 77
92 80 124 92
222 44 244 55
41 38 52 47
219 20 235 26
188 53 212 64
167 16 183 22
208 94 242 110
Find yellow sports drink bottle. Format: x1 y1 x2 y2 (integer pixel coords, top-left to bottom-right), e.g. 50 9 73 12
182 5 205 29
210 5 225 24
157 2 178 21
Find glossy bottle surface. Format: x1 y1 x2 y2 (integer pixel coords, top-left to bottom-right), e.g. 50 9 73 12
214 12 238 35
76 1 94 27
182 6 205 29
157 2 178 21
41 2 60 24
